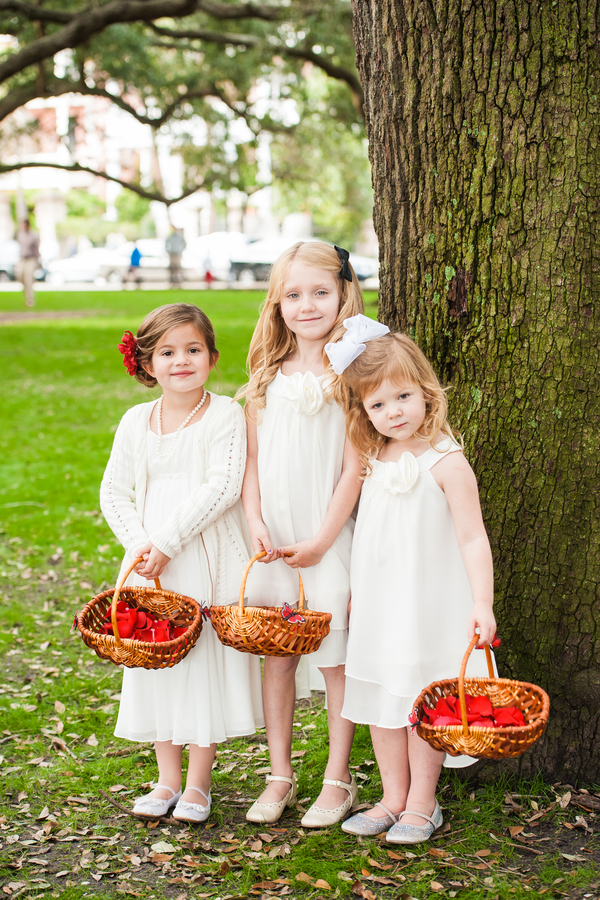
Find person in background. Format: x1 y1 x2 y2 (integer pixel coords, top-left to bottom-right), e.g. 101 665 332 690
17 219 40 307
128 242 142 288
166 228 186 287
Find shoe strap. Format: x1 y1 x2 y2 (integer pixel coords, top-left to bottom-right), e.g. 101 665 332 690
398 808 436 826
184 786 210 804
154 785 180 798
374 801 400 822
266 774 295 786
322 778 355 796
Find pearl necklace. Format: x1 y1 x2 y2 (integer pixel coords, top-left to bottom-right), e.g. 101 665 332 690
155 390 208 459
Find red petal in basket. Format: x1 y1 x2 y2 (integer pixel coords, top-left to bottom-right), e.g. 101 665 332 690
172 625 187 639
494 706 526 727
136 627 155 642
469 717 495 728
466 695 494 718
432 715 463 727
437 696 459 718
154 621 171 642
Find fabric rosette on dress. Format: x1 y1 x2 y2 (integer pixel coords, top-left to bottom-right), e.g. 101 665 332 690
382 452 419 495
278 370 325 416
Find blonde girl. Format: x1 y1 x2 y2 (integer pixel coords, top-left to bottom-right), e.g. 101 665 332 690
100 303 263 825
327 321 496 844
239 242 364 827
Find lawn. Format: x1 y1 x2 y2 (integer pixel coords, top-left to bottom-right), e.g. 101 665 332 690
0 289 598 900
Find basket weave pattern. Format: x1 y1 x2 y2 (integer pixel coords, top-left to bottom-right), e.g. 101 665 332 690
211 552 331 657
77 558 202 669
415 637 550 759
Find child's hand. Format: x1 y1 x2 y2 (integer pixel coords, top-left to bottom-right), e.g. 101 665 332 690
247 519 280 563
468 602 497 647
280 539 325 569
134 542 171 580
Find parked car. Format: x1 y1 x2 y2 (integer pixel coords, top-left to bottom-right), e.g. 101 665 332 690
229 237 379 283
46 248 126 286
0 239 20 281
182 232 254 282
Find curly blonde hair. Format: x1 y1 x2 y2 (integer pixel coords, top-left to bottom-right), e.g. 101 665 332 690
343 333 458 472
237 242 364 415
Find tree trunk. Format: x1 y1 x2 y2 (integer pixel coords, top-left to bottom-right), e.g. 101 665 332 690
352 0 600 783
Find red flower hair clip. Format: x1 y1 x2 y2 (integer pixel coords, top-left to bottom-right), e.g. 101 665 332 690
118 330 138 375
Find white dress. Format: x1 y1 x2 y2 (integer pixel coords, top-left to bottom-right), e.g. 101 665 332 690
100 395 264 746
246 370 353 678
342 440 493 767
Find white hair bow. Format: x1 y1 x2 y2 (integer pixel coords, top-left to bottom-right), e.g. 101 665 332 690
325 314 390 374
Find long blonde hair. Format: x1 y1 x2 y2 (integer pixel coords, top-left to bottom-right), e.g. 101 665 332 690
237 242 364 414
343 333 458 472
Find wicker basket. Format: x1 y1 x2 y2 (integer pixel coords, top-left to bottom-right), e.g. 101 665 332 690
414 635 550 759
77 557 203 669
211 551 331 657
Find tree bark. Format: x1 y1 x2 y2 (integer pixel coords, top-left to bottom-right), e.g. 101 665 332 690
352 0 600 783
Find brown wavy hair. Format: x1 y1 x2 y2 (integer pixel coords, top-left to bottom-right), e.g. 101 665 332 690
237 242 364 414
132 303 219 388
343 333 458 472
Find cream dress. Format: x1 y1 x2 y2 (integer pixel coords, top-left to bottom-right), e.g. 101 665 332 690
342 440 493 768
246 370 353 685
100 395 264 746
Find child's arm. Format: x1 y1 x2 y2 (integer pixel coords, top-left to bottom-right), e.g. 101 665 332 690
241 412 278 563
281 437 363 569
433 452 496 646
100 411 150 558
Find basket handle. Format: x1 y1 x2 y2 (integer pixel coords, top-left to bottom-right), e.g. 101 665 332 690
111 557 161 647
238 551 305 611
458 635 495 736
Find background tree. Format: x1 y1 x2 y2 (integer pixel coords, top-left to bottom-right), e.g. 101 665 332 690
351 0 600 782
0 0 372 245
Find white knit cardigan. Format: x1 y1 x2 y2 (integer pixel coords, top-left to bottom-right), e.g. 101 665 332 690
100 393 250 606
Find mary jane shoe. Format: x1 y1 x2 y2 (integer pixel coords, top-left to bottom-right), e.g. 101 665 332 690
173 786 212 824
301 776 359 828
246 774 297 824
133 784 182 818
385 799 443 844
342 801 401 836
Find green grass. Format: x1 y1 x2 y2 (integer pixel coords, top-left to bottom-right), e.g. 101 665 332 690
0 290 598 900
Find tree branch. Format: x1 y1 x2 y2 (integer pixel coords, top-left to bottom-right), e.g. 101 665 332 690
0 0 72 23
0 160 203 205
0 0 286 85
149 24 365 117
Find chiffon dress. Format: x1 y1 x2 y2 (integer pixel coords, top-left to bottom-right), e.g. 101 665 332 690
103 396 264 746
246 370 353 685
342 439 493 768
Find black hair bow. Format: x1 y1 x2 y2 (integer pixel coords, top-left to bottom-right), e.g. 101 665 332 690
334 245 353 283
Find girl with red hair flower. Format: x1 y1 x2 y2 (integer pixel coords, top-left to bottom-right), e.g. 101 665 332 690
101 303 263 824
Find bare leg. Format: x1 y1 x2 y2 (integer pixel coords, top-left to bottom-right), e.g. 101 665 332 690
401 729 444 825
363 725 409 818
182 743 216 803
257 655 300 803
310 665 356 809
144 741 182 800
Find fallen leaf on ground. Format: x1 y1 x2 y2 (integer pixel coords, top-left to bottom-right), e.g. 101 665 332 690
509 825 524 837
86 734 98 747
314 879 331 890
109 785 128 792
151 841 175 853
295 872 313 883
55 701 66 714
474 849 491 857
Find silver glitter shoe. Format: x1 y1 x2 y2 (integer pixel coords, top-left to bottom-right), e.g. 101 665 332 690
342 801 401 836
385 799 443 844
